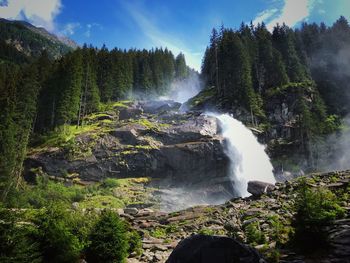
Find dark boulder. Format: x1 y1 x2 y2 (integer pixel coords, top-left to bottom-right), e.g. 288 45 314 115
166 234 265 263
118 107 143 120
247 181 275 197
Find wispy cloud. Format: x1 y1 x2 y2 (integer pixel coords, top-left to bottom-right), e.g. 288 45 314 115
84 23 102 38
122 2 202 71
253 8 279 25
254 0 317 31
61 22 80 36
0 0 61 31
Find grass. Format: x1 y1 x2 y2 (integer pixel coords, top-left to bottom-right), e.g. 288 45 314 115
79 195 125 209
29 124 101 154
150 228 167 238
187 86 216 107
128 118 170 131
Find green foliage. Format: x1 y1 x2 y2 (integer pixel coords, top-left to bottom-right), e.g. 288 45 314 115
198 228 216 236
150 227 167 238
293 179 346 251
5 175 86 208
102 178 122 188
244 221 266 245
296 181 346 225
187 86 216 108
267 215 293 246
32 205 85 263
127 229 143 256
0 209 41 263
86 210 129 263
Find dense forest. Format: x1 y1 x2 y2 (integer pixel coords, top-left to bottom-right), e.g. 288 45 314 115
0 42 190 203
202 16 350 122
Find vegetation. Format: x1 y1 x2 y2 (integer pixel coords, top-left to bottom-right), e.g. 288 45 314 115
86 210 130 263
0 39 191 204
202 17 350 129
0 203 141 263
293 179 346 251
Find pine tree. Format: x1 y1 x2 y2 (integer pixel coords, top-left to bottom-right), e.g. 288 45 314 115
175 53 188 80
55 51 83 126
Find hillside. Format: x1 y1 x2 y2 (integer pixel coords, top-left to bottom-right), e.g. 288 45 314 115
23 101 350 262
0 18 77 62
1 14 350 263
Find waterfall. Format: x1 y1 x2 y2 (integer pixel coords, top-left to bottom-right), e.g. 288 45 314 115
212 113 275 197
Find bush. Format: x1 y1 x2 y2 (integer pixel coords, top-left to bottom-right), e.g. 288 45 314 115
23 176 86 208
293 180 346 251
0 209 41 263
101 178 121 188
127 229 143 256
33 205 84 263
245 221 266 245
86 211 129 263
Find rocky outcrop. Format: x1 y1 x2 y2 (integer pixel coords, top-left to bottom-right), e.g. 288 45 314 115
26 100 231 203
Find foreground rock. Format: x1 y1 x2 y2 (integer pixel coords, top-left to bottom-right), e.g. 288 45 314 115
247 181 275 197
125 171 350 263
166 235 265 263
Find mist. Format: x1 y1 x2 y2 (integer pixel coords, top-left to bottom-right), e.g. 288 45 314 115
161 70 203 103
310 117 350 172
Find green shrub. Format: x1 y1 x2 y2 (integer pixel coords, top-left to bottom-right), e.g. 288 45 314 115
0 209 41 263
25 176 86 208
101 178 121 188
268 215 293 246
86 211 129 263
245 221 266 245
198 228 216 236
127 229 143 256
150 227 167 238
33 205 84 263
293 180 346 251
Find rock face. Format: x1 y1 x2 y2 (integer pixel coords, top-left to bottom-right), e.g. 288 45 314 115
26 100 231 205
166 235 265 263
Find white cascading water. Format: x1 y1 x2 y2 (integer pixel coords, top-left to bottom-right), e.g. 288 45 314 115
212 113 275 197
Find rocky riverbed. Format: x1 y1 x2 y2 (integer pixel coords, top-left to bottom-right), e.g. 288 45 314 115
119 170 350 263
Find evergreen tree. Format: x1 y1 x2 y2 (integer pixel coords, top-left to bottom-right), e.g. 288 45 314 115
175 53 188 80
55 51 83 126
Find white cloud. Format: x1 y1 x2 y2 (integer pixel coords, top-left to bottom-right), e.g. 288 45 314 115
123 2 202 71
253 8 279 25
0 0 61 31
254 0 317 31
61 22 80 36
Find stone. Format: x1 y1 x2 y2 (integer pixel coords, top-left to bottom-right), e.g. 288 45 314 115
166 234 266 263
71 202 79 210
247 181 275 197
152 244 168 252
119 107 143 120
124 207 139 215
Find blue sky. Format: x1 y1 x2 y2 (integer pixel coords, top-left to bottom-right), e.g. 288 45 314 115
0 0 349 70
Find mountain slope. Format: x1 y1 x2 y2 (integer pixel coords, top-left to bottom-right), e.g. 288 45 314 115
0 18 77 61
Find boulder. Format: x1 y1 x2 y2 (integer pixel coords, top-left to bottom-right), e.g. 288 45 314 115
247 181 275 197
119 107 143 120
166 234 265 263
